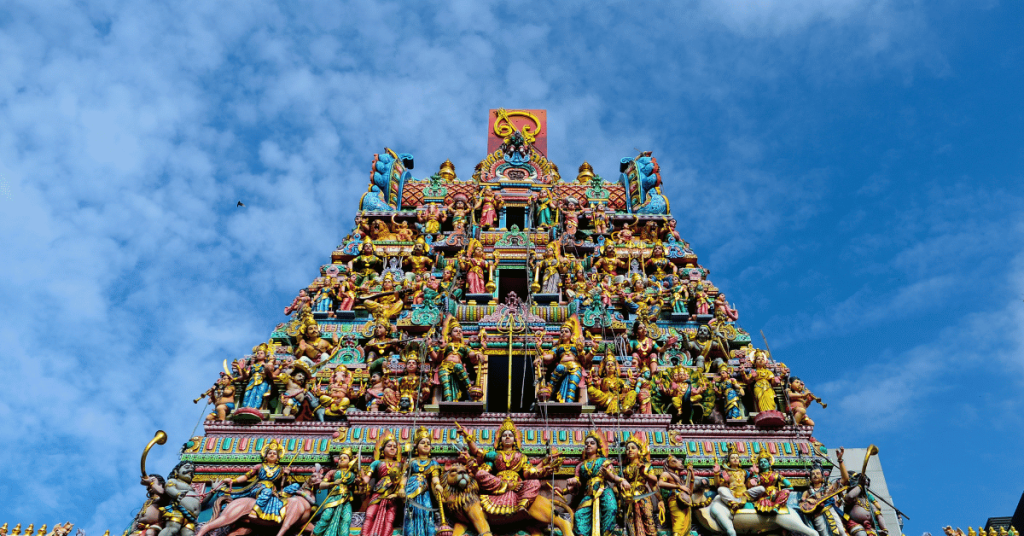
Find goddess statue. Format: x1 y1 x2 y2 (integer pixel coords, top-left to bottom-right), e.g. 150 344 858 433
713 366 746 420
587 349 636 415
401 427 444 536
429 316 482 402
619 434 661 536
217 440 301 523
564 431 618 536
361 432 404 536
474 186 503 230
742 350 780 413
238 343 276 410
312 449 359 536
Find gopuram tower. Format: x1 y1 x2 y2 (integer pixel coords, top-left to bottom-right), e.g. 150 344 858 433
125 110 895 536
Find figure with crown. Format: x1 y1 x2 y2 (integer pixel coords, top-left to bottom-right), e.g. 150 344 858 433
402 427 444 536
349 238 383 285
799 448 849 536
430 316 482 402
587 348 638 415
205 440 302 526
403 237 435 275
362 432 404 536
311 448 360 536
278 360 325 421
748 451 792 513
294 312 340 368
454 418 572 536
238 342 276 410
461 239 492 295
360 273 406 325
474 185 503 230
532 187 554 229
534 315 593 403
564 430 618 536
618 433 661 536
446 193 472 235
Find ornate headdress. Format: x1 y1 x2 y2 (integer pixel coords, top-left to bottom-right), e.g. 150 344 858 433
494 417 522 450
288 360 313 384
414 426 431 444
584 430 608 457
624 432 651 463
374 430 401 461
252 342 271 357
262 439 285 461
753 450 775 467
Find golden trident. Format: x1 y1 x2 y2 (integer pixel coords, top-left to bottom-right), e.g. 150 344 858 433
495 304 528 410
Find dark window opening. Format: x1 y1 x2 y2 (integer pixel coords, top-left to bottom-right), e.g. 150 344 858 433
506 207 526 230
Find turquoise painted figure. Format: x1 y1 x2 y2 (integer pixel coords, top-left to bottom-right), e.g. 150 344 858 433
402 428 443 536
239 343 275 410
565 431 618 536
312 449 358 536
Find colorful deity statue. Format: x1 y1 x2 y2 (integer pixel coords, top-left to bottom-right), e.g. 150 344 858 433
456 418 561 521
688 367 716 423
533 243 562 295
667 275 690 314
474 185 503 230
402 427 443 536
284 288 310 316
587 350 637 415
565 431 618 536
593 243 626 277
590 200 610 234
560 196 581 235
683 324 729 372
630 367 654 414
787 377 826 427
390 215 417 242
714 366 746 420
294 313 339 367
361 432 403 536
324 366 355 417
238 343 275 410
143 462 201 536
363 371 387 412
203 372 235 422
536 316 592 403
663 217 683 243
279 360 325 421
335 275 357 311
658 454 699 536
645 242 676 281
403 237 434 275
618 433 660 536
446 194 472 234
217 440 302 523
715 292 739 322
363 322 399 375
742 349 780 413
417 203 447 235
349 238 383 285
533 188 554 229
800 450 849 536
312 449 359 536
712 445 759 511
361 273 406 324
430 316 482 402
748 451 792 513
394 353 425 413
693 283 712 316
630 321 665 375
461 240 492 295
843 455 890 536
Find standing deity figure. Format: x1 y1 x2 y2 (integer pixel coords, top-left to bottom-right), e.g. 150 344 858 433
659 454 699 536
593 243 625 277
619 434 661 536
631 367 654 415
430 316 482 402
587 350 637 415
403 237 435 275
204 372 236 422
534 244 562 295
313 449 360 536
533 188 554 229
800 450 850 536
713 366 746 420
474 186 503 229
693 283 712 315
662 217 685 243
560 196 581 236
361 432 404 536
683 324 729 372
645 242 676 281
715 293 739 321
446 194 472 234
668 275 690 314
747 451 792 513
360 273 406 324
279 360 325 421
787 377 825 427
590 200 610 234
564 431 618 536
395 354 426 413
742 350 780 413
401 427 444 536
461 240 492 295
630 321 665 375
364 322 399 376
348 238 383 285
284 289 310 316
843 465 890 536
417 203 447 235
143 462 201 536
536 317 593 403
218 440 301 523
336 275 358 311
457 418 561 524
238 343 276 410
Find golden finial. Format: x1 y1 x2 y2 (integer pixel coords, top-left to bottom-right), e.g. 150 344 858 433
103 531 110 536
1 523 8 536
989 528 999 536
438 160 456 182
999 528 1009 536
12 524 21 536
36 525 46 536
968 528 977 536
576 161 595 183
24 526 33 536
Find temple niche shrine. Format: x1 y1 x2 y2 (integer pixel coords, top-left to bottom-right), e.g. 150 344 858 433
123 110 900 536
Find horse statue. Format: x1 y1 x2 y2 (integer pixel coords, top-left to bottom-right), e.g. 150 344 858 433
195 471 323 536
438 462 574 536
694 492 819 536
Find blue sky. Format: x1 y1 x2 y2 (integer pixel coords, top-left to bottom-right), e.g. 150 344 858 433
0 1 1021 533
